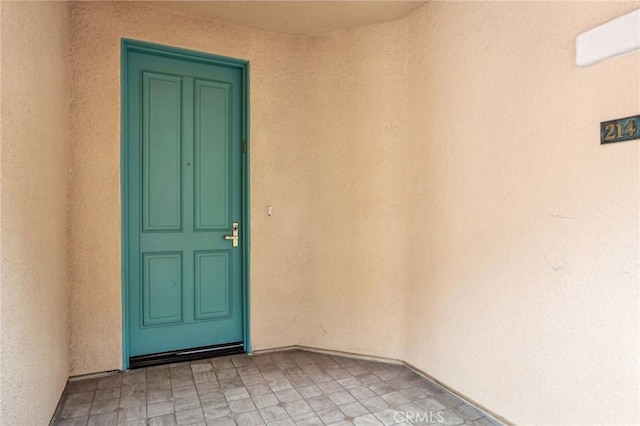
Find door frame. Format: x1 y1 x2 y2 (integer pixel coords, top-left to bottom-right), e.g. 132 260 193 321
120 39 251 370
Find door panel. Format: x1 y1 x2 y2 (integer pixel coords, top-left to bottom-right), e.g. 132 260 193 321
142 72 183 232
143 253 183 326
194 251 231 320
194 79 230 231
126 47 244 358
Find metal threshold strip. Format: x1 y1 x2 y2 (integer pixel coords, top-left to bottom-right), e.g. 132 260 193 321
129 342 244 369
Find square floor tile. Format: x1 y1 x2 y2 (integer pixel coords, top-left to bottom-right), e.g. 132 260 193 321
235 410 265 425
259 405 290 422
88 411 118 426
65 391 95 405
61 402 91 419
224 386 250 402
315 407 346 424
118 405 146 424
67 380 98 393
97 375 123 390
282 399 313 417
148 413 177 426
228 397 256 413
252 393 278 409
329 390 356 405
148 389 172 404
148 401 175 418
175 407 204 425
339 400 369 417
90 398 120 415
354 413 385 426
175 396 200 412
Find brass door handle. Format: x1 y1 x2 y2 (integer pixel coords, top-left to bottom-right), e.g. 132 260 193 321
224 222 239 247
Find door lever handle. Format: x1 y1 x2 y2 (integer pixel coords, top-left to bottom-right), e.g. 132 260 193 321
224 222 239 247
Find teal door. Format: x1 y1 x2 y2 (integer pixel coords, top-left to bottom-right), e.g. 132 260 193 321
125 44 245 361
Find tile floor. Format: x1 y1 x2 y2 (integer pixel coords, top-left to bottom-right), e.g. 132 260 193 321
51 349 504 426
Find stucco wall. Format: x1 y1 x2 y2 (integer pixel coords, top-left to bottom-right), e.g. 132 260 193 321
288 20 413 359
68 1 639 424
262 2 639 423
291 4 639 422
0 2 4 423
0 2 71 424
402 2 639 425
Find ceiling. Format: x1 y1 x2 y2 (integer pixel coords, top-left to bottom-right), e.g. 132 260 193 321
148 1 427 36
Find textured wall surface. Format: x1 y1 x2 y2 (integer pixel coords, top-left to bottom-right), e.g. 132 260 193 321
401 3 639 425
67 1 639 424
0 3 4 423
288 19 413 358
271 3 639 423
0 2 71 424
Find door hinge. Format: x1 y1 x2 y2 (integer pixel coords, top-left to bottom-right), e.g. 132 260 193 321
242 140 247 153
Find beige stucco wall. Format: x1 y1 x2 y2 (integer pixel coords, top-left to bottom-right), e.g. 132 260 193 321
401 2 639 425
0 1 71 424
288 19 413 358
259 2 639 423
271 3 639 422
68 1 639 424
0 0 3 417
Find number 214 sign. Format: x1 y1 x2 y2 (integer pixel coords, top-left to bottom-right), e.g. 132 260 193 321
601 115 640 144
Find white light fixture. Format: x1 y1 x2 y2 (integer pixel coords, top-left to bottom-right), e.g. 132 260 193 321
576 8 640 67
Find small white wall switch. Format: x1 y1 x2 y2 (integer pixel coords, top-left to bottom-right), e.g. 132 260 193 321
267 206 272 216
576 9 640 67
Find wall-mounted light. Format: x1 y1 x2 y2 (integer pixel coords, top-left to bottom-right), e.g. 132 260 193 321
576 8 640 67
